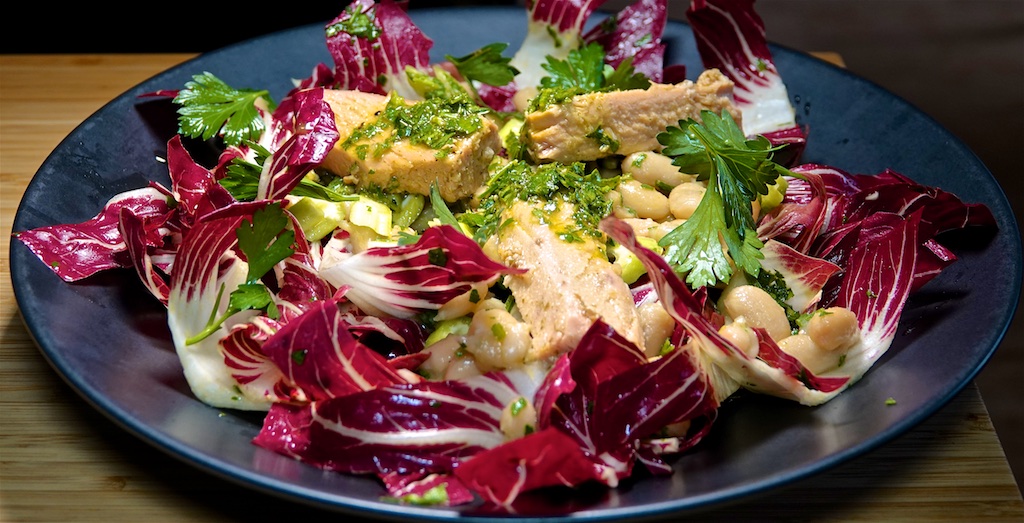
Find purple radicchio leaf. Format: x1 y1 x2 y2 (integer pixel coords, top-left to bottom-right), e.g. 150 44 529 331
751 327 849 393
221 316 305 404
379 471 476 506
509 0 611 91
14 186 174 282
166 134 236 228
253 371 526 477
318 225 525 318
582 0 669 82
258 298 409 402
756 166 831 254
460 319 717 506
824 211 921 350
166 202 266 409
118 207 172 304
840 168 996 241
167 200 318 410
452 427 607 507
340 311 427 358
324 0 432 98
686 0 805 162
760 239 842 314
257 88 340 201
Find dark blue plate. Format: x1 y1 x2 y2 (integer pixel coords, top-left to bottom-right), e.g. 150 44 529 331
9 6 1022 522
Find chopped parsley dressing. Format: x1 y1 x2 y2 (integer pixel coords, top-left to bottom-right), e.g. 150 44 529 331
470 160 619 245
325 3 381 40
341 92 486 159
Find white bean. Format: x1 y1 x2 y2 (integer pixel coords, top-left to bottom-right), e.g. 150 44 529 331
718 321 759 357
719 285 791 343
653 219 686 241
464 307 531 371
805 307 860 351
637 301 675 357
777 333 844 375
418 335 471 380
500 397 538 440
616 180 671 221
435 282 489 321
622 218 660 241
668 181 707 220
621 151 694 189
607 189 636 219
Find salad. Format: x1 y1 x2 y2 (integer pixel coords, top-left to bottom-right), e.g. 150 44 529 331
13 0 997 509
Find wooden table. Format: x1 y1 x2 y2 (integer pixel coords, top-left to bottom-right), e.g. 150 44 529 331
2 54 1022 522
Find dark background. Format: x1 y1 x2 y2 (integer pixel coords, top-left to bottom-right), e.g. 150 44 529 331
4 0 1021 489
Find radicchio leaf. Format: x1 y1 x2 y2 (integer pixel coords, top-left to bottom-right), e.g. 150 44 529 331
14 187 174 282
379 471 476 506
760 239 841 313
467 319 718 504
582 0 669 82
324 0 432 98
167 200 323 410
686 0 805 161
166 202 268 409
253 372 526 477
259 298 408 402
452 428 605 507
118 207 171 304
509 0 610 91
221 316 303 404
318 225 525 318
257 88 340 201
166 134 235 227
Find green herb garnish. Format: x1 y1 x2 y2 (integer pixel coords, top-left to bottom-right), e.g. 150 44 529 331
472 159 619 244
173 72 272 147
446 42 520 87
656 110 790 289
186 203 295 345
529 42 650 110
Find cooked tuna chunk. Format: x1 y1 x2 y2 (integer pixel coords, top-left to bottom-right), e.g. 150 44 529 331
319 89 501 201
524 68 739 163
483 201 644 362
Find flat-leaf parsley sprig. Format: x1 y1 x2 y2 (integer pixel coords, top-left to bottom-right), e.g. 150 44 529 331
656 109 792 289
173 72 274 147
186 202 296 345
528 42 651 111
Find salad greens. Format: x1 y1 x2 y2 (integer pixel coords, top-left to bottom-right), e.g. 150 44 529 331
185 202 295 344
446 42 521 87
174 72 272 146
12 0 998 511
528 41 651 110
656 109 791 288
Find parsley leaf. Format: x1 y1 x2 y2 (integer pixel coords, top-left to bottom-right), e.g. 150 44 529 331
185 203 296 345
529 42 651 110
656 110 788 289
446 42 520 87
236 202 296 280
173 72 272 147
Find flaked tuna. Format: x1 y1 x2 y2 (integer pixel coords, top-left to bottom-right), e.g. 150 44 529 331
524 69 739 163
483 201 644 362
320 89 501 201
